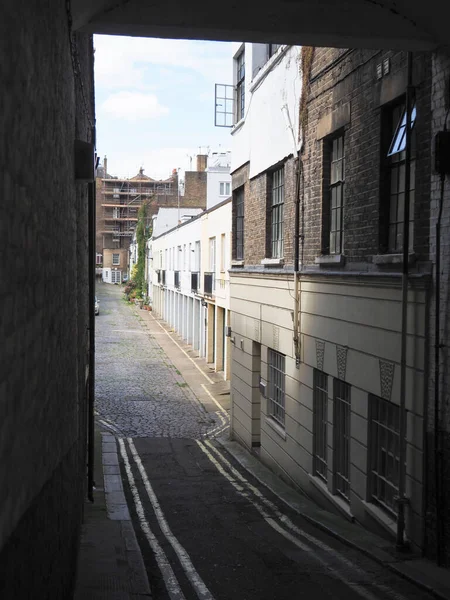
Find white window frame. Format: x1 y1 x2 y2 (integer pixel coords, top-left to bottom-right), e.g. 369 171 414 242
267 349 285 428
220 182 231 197
112 253 120 266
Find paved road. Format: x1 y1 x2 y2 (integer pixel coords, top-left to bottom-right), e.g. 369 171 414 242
95 284 433 600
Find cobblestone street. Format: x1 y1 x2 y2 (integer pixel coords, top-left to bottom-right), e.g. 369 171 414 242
93 283 438 600
95 283 222 438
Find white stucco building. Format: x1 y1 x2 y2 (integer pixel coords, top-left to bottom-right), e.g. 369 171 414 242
149 200 232 379
206 151 232 210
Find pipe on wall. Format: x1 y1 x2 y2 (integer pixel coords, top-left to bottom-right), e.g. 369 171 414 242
396 51 414 550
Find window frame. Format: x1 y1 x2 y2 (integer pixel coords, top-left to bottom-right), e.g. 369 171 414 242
233 187 245 261
368 394 401 517
268 43 282 59
235 50 245 122
333 378 351 502
380 99 416 254
313 369 328 482
267 349 286 428
269 167 285 259
324 134 345 256
112 253 120 266
220 181 231 197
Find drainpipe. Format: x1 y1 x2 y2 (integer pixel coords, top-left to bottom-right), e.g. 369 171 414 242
434 168 445 564
396 51 414 550
88 154 96 502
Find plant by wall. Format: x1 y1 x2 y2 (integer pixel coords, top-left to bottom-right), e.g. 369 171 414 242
134 201 151 299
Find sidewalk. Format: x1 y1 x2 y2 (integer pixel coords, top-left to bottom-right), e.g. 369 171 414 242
74 427 151 600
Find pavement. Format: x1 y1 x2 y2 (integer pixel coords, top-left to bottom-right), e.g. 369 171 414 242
74 284 450 600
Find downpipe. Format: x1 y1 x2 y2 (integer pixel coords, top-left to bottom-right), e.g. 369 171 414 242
396 51 414 550
87 177 95 502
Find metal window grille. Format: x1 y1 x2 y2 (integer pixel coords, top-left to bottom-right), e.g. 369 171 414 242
329 136 345 255
234 188 244 260
313 369 328 481
236 51 245 122
271 167 284 258
369 395 400 517
387 102 416 253
268 349 285 427
333 379 351 501
112 253 120 265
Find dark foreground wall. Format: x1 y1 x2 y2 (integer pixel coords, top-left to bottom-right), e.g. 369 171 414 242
0 1 94 596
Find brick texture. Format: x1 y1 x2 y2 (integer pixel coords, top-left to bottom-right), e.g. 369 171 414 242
184 171 207 207
0 1 93 595
232 158 296 266
302 48 432 268
424 49 450 566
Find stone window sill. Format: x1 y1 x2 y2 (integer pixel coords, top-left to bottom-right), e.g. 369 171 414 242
371 253 416 266
231 260 244 267
362 500 397 537
265 417 287 440
308 475 355 522
314 254 346 266
261 258 284 267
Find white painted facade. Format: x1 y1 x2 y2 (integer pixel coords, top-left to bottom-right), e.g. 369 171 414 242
231 43 301 177
150 200 232 379
206 151 232 210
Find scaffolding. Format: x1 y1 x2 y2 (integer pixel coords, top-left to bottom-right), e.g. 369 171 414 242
100 169 177 249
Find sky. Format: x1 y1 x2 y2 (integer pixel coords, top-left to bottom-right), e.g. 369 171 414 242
94 35 233 180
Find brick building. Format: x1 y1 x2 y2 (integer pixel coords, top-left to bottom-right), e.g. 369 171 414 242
96 156 208 267
228 43 450 562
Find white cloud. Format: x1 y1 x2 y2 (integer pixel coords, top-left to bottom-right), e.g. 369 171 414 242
100 91 169 121
94 35 232 90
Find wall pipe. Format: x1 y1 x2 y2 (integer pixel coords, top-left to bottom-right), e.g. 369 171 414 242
434 171 445 564
87 159 96 502
396 51 414 550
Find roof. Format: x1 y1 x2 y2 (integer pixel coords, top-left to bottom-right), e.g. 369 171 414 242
152 207 203 238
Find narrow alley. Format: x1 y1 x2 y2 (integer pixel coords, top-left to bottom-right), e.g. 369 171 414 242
93 284 436 600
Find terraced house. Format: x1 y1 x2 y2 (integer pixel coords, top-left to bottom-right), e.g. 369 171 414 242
228 44 449 560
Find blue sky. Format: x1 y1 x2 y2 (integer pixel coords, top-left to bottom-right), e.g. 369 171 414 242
94 35 233 179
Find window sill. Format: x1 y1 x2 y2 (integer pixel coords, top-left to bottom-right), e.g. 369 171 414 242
265 417 287 440
231 260 244 267
371 253 416 266
314 254 346 266
261 258 284 267
362 501 397 538
308 475 355 522
231 118 245 135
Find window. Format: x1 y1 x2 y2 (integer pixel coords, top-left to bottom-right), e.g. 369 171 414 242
333 379 351 501
220 233 226 271
214 84 234 128
325 135 345 255
382 101 416 253
220 182 231 196
270 167 284 258
112 253 120 265
234 187 244 260
268 349 285 427
236 50 245 122
313 370 328 481
268 43 282 58
209 237 216 273
96 254 102 265
195 241 201 272
113 207 120 219
369 395 400 516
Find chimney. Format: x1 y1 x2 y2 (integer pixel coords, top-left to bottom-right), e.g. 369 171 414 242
103 155 108 175
196 154 207 172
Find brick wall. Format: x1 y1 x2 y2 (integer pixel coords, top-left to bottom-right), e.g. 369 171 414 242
425 49 450 566
103 248 129 270
0 1 93 596
302 48 432 268
231 158 296 266
184 171 207 208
